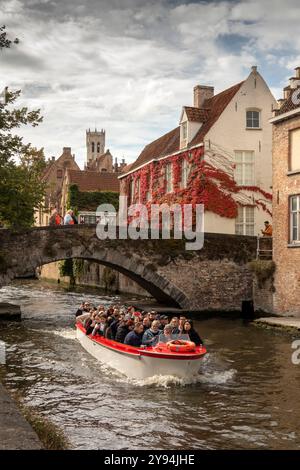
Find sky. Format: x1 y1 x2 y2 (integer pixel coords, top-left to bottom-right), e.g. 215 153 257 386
1 0 300 168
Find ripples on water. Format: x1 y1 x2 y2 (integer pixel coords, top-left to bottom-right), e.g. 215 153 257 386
0 280 300 450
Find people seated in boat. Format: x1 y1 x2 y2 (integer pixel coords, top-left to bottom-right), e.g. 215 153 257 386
92 313 108 336
170 317 180 334
115 319 134 343
148 311 157 323
75 302 85 317
124 323 144 347
109 312 121 340
142 320 162 346
182 320 203 346
178 315 187 333
142 316 151 329
158 315 169 329
84 311 98 335
160 324 173 342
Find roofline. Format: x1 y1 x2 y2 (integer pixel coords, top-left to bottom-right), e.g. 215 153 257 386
270 107 300 123
118 142 204 179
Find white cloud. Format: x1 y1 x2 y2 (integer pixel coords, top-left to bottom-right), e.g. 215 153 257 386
1 0 300 168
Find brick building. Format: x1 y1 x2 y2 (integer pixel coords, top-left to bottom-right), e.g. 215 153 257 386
270 67 300 315
35 147 80 226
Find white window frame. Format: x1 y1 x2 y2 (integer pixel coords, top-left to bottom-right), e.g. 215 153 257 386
181 158 189 189
246 109 261 129
235 206 255 236
130 179 135 203
289 128 300 172
234 150 255 185
290 195 300 244
165 162 173 193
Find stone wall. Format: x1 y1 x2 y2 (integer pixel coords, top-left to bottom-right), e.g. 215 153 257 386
272 115 300 316
0 226 258 311
40 261 151 297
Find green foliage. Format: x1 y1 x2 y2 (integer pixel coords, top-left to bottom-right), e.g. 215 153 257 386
248 260 276 288
0 26 46 228
73 259 84 279
58 259 74 278
67 184 119 212
0 25 19 49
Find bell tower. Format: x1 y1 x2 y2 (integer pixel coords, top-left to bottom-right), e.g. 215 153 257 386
86 128 105 164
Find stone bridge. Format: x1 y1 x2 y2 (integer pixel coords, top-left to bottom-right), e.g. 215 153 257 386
0 225 259 311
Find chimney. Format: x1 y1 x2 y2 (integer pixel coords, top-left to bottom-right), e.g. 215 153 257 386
295 67 300 79
193 85 214 108
63 147 71 155
251 65 258 73
51 156 55 161
283 86 292 99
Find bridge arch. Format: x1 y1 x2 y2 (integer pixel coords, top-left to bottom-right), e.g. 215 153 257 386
0 226 191 308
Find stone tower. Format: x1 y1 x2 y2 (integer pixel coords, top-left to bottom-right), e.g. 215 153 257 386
86 128 105 164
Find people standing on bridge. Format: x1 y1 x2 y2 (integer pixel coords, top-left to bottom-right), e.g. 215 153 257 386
71 210 78 224
64 209 74 225
182 320 203 346
261 221 272 237
49 208 62 226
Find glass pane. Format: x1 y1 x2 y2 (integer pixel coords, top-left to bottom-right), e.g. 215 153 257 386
291 197 297 212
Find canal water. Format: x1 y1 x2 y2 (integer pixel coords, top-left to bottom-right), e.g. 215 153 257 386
0 280 300 450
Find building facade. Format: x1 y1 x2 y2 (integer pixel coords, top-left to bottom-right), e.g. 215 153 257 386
119 66 276 235
36 147 80 226
270 67 300 315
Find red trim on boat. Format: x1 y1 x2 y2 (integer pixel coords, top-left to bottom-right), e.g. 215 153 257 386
76 323 207 360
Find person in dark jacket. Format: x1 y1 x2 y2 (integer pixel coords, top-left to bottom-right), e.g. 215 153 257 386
115 319 134 343
182 320 203 346
124 323 144 347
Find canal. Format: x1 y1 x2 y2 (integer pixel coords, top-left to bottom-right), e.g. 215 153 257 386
0 280 300 450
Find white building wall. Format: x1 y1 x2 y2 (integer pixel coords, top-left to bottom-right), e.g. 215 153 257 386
205 68 276 235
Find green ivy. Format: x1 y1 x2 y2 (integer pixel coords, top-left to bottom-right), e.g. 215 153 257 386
67 184 119 213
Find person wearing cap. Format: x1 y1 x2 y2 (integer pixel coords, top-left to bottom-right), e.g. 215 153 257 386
261 220 272 237
159 315 169 328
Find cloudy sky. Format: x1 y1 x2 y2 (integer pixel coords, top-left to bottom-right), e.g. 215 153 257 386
1 0 300 168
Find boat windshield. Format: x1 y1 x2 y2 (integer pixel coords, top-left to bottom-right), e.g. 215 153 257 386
157 333 191 344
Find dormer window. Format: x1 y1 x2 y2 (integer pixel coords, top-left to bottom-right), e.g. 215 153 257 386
246 109 261 129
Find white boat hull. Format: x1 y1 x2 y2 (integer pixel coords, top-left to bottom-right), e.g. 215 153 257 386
76 327 204 380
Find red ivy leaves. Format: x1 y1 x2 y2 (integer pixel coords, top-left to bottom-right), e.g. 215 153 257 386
125 146 272 219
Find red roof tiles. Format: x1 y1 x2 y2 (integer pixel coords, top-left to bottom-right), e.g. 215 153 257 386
67 170 120 192
124 81 244 175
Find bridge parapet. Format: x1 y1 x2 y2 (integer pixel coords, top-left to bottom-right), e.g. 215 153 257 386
0 226 258 311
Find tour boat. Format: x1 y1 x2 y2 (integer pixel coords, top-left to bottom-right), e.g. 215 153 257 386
76 322 207 380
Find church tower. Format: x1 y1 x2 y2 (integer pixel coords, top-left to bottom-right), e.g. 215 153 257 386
86 128 105 164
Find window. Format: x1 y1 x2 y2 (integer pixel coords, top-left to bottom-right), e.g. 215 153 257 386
135 178 140 202
290 128 300 172
234 150 255 185
97 142 100 153
235 206 255 236
91 142 95 153
246 110 260 128
182 122 187 140
165 163 173 193
130 179 135 203
290 195 300 243
56 169 63 178
181 159 189 189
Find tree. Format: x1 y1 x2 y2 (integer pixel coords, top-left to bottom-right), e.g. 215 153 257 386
0 26 46 228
